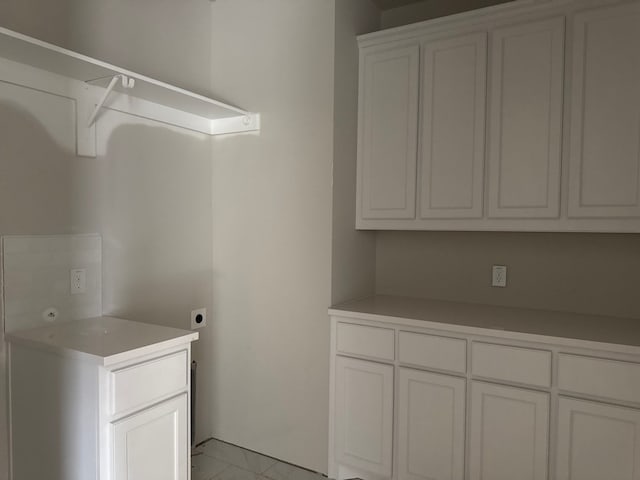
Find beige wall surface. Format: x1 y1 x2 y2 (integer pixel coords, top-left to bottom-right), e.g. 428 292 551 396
331 0 379 305
97 115 213 331
0 98 85 480
207 0 336 473
0 0 212 94
0 3 213 480
376 231 640 319
381 0 514 28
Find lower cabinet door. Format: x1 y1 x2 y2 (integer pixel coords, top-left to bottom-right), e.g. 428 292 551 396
397 368 465 480
469 382 549 480
112 394 188 480
335 355 394 477
556 397 640 480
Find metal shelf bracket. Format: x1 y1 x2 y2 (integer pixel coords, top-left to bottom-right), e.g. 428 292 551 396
86 74 135 127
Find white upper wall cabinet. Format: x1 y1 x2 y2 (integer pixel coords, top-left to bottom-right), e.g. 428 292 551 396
567 3 640 218
419 33 486 219
487 17 564 219
358 44 419 220
355 0 640 232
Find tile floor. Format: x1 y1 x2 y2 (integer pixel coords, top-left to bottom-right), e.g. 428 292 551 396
192 439 327 480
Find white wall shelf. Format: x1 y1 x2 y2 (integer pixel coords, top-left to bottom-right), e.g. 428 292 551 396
0 26 260 156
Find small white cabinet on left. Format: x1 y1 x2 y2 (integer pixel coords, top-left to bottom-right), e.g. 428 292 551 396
112 394 188 480
7 316 197 480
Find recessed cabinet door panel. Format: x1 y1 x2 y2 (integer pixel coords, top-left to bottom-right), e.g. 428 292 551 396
488 17 565 218
469 382 549 480
420 33 486 219
335 356 394 477
358 44 419 220
112 394 188 480
556 397 640 480
568 4 640 218
398 368 465 480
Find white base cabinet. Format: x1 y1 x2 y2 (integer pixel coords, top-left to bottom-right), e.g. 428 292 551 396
556 398 640 480
468 382 549 480
329 298 640 480
112 394 188 480
397 368 465 480
334 356 394 478
8 317 197 480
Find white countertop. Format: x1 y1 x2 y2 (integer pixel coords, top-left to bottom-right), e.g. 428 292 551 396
6 316 198 366
330 295 640 354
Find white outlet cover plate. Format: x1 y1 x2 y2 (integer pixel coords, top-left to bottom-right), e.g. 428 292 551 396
191 308 207 329
70 268 87 294
492 265 507 288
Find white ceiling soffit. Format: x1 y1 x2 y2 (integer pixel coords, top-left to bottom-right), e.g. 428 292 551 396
372 0 430 10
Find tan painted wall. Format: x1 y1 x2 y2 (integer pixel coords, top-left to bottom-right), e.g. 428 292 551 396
381 0 514 28
331 0 379 305
206 0 336 472
0 0 212 93
376 231 640 319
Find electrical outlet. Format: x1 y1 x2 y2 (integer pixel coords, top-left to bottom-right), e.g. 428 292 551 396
492 265 507 288
191 308 207 330
70 268 86 294
42 307 59 322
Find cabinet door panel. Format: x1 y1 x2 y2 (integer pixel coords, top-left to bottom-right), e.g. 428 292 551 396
568 4 640 218
335 356 394 477
488 17 564 218
556 397 640 480
398 368 465 480
469 382 549 480
420 33 486 219
112 394 188 480
359 44 419 220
